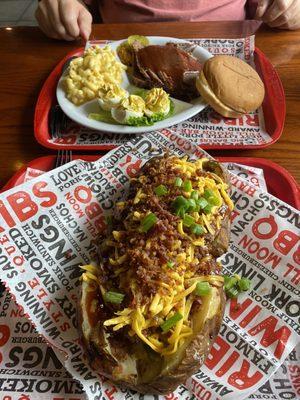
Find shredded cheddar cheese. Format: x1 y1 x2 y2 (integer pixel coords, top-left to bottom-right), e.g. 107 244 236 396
81 156 233 356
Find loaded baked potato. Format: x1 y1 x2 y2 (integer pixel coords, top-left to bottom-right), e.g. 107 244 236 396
78 155 233 394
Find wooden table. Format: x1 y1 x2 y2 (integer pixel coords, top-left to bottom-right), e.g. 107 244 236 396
0 21 299 187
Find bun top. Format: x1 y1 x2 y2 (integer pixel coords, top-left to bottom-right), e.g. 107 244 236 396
203 55 265 113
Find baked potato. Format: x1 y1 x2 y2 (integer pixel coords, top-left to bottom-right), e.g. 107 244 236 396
78 155 233 395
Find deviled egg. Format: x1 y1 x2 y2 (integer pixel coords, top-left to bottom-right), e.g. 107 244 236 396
111 95 145 124
144 88 170 117
98 83 128 111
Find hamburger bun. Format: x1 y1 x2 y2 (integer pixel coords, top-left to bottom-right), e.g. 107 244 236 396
196 55 265 118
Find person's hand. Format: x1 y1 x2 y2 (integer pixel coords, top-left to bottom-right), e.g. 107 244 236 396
255 0 300 30
35 0 92 41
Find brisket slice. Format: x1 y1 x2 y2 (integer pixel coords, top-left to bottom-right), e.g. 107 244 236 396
131 43 202 101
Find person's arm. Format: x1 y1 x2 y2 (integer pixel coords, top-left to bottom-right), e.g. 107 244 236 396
255 0 300 30
35 0 93 41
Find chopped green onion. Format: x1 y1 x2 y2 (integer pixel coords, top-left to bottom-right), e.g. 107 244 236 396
167 261 175 269
160 312 183 332
187 198 197 212
198 198 209 209
223 275 231 285
183 214 195 227
154 184 168 196
224 276 238 290
226 287 239 299
139 213 157 232
203 189 215 199
104 291 125 304
208 196 220 206
174 177 183 187
176 207 186 218
173 195 188 208
190 224 205 235
191 190 199 200
223 274 251 299
203 204 214 214
183 180 192 192
195 281 211 296
238 278 251 291
173 196 189 215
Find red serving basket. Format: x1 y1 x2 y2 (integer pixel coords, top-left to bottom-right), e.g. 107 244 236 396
2 157 299 210
34 47 286 151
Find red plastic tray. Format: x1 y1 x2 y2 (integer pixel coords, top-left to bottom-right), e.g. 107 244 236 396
2 156 299 210
34 47 285 152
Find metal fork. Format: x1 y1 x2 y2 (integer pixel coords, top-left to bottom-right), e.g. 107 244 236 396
55 150 73 168
50 105 68 140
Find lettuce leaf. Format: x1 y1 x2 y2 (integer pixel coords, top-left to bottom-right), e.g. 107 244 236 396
89 109 119 124
127 99 174 126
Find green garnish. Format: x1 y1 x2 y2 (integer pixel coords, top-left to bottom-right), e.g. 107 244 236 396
104 291 125 304
127 116 152 126
209 196 220 206
154 185 168 196
183 180 192 192
89 110 118 124
174 177 183 187
195 281 211 296
161 312 183 332
127 35 149 46
223 274 251 299
133 89 149 99
183 214 195 227
139 213 157 232
178 208 186 218
203 188 220 207
172 196 198 217
226 287 239 299
203 204 214 214
172 196 188 216
238 278 251 291
191 190 199 200
187 198 197 212
190 224 205 235
198 198 209 209
203 189 215 199
224 276 238 290
167 261 175 269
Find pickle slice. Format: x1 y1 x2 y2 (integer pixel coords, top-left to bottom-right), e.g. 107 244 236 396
117 42 133 66
127 35 149 46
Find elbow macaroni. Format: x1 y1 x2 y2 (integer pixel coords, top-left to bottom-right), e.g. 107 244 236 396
64 46 127 106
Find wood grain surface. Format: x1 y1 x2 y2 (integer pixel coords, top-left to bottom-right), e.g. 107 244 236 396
0 21 299 187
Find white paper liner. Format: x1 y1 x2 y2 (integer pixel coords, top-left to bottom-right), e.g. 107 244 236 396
0 131 299 400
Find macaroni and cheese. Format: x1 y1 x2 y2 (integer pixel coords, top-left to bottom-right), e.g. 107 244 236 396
64 46 127 106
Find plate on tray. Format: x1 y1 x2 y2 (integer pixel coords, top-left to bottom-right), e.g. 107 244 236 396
34 38 286 151
2 156 299 210
56 37 211 134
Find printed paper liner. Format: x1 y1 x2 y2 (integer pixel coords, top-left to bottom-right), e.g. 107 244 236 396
2 156 299 209
0 131 299 400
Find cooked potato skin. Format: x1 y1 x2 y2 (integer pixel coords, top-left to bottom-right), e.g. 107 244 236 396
78 284 225 395
78 155 231 395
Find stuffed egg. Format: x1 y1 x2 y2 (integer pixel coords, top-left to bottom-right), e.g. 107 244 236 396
98 83 128 111
111 95 145 124
144 88 170 117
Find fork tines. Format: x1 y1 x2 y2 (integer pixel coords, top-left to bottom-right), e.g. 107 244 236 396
55 150 73 168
